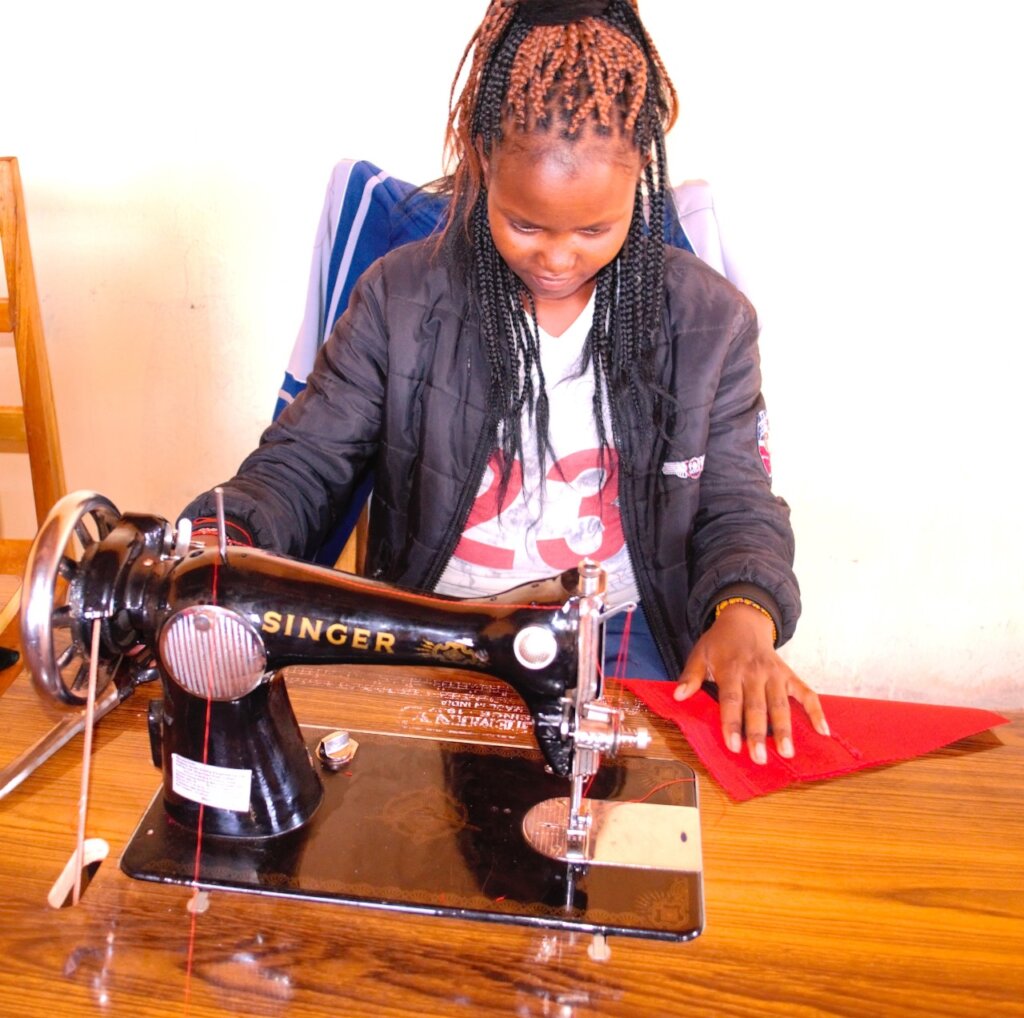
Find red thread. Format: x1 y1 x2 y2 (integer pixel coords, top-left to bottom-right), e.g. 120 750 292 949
612 608 633 683
601 606 633 717
244 549 560 614
191 517 255 546
627 777 696 805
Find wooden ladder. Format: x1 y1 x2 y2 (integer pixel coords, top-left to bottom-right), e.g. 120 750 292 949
1 156 66 572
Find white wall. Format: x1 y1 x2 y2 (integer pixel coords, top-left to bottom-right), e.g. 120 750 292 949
3 1 1021 708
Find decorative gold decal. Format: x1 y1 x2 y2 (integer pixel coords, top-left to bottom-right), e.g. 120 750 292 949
416 639 487 666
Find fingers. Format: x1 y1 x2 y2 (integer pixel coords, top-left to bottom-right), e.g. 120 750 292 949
677 627 831 764
789 680 831 738
715 677 745 756
727 674 782 765
764 673 794 760
672 652 709 702
720 667 821 765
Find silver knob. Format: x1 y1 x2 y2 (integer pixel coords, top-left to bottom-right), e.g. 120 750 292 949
513 626 558 670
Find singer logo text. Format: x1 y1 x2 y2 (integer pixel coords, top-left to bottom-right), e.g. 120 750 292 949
261 611 396 653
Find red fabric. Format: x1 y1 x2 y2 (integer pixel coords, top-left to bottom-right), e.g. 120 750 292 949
619 679 1010 801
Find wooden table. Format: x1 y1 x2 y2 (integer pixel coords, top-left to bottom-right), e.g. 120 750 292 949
0 589 1021 1017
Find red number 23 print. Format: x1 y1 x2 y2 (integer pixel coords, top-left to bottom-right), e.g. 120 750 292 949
453 449 624 569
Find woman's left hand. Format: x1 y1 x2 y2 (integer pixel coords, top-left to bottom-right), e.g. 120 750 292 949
673 602 830 764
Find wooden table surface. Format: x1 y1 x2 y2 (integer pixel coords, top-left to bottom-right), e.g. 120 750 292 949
0 579 1021 1017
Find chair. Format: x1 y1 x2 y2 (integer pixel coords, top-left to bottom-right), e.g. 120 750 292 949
276 161 447 571
0 157 66 573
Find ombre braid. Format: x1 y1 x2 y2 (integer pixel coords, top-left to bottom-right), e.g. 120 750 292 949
437 0 679 493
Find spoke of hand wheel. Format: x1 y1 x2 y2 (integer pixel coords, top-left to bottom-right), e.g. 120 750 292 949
52 605 74 628
71 659 91 691
73 518 96 550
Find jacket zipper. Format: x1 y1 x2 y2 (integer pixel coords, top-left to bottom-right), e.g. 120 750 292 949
608 398 679 679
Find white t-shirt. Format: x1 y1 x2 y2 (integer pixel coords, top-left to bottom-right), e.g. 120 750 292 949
435 294 639 605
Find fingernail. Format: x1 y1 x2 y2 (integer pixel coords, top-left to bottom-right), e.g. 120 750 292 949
752 742 767 765
728 732 742 753
673 685 686 701
818 719 831 737
779 737 794 758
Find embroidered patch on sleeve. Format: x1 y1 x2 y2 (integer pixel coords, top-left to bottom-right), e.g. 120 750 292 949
756 409 772 477
662 455 705 480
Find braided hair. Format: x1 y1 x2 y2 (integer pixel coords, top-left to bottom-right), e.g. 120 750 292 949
438 0 679 492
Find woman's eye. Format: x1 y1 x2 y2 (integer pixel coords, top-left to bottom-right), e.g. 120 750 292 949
580 227 608 237
510 221 539 234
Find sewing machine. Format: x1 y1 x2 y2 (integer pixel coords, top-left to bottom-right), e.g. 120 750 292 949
5 491 703 940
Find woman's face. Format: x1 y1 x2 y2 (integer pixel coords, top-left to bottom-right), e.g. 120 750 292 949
483 130 642 318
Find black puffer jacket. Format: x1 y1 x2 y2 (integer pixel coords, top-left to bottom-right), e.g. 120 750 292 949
185 240 800 677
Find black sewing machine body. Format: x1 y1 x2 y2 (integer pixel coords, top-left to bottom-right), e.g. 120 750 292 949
106 517 585 836
10 492 704 940
21 493 622 836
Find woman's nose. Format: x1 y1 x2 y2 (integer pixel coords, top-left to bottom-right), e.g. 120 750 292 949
538 242 574 274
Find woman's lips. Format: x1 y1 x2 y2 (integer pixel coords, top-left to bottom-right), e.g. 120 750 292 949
528 273 574 296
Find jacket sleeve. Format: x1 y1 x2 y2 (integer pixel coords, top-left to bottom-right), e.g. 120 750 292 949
181 261 390 559
684 317 801 645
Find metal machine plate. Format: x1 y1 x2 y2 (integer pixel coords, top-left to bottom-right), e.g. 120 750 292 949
121 729 704 942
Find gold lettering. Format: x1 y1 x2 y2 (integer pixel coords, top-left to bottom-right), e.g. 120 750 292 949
261 614 395 651
299 617 323 641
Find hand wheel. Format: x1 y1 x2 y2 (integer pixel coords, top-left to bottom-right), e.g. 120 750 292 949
21 491 120 705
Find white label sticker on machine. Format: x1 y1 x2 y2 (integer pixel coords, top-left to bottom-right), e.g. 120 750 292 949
171 753 252 812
